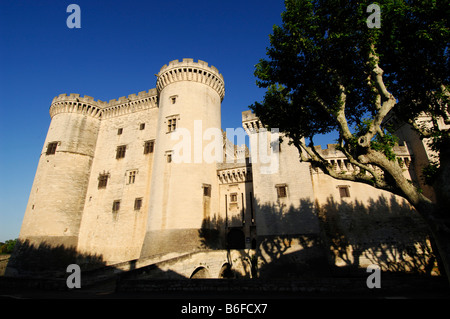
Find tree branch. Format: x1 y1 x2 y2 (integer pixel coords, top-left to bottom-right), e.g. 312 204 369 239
315 83 353 142
363 148 434 206
359 48 397 148
338 141 388 189
335 82 354 141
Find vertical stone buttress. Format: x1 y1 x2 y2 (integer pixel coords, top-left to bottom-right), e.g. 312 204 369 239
140 59 225 258
17 95 101 249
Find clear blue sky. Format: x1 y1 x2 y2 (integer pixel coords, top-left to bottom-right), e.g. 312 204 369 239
0 0 336 242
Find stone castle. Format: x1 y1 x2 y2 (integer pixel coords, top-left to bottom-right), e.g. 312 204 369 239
8 58 439 279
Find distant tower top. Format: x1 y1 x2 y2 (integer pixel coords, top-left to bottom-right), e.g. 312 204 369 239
156 58 225 101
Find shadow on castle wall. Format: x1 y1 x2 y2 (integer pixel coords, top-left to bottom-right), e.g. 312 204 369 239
317 195 438 276
5 239 106 278
5 194 440 282
198 194 440 279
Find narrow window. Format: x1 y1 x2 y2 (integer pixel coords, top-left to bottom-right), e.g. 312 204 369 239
275 184 287 198
166 150 173 163
116 145 126 159
144 140 154 154
117 128 123 135
338 185 350 198
166 115 178 133
203 184 211 197
134 198 143 210
112 200 121 212
46 142 58 155
98 173 109 189
171 96 177 104
230 193 237 203
128 170 137 184
167 118 176 132
140 123 145 130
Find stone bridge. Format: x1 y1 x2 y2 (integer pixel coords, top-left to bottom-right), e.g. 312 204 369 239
76 249 257 288
115 249 255 282
83 238 325 286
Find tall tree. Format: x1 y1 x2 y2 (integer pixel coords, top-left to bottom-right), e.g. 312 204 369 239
251 0 450 282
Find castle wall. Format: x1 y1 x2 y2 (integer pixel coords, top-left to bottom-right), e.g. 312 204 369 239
391 121 436 202
242 110 437 276
311 167 411 207
76 95 159 263
217 162 255 249
383 111 450 203
312 169 436 273
310 143 414 209
18 109 100 249
244 127 319 238
310 145 437 273
140 59 224 258
12 59 439 277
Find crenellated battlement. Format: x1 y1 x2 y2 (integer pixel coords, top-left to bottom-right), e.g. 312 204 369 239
51 92 108 107
313 143 411 159
311 144 412 176
156 58 225 101
242 110 264 133
49 89 158 119
50 93 105 119
49 58 225 120
101 88 158 119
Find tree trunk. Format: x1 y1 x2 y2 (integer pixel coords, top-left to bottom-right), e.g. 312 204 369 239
364 147 450 285
427 137 450 285
435 137 450 214
401 176 450 286
417 205 450 286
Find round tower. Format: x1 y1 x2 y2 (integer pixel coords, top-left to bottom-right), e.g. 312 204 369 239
140 58 225 258
17 94 102 250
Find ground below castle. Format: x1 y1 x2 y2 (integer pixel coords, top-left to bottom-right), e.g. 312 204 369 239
1 272 449 300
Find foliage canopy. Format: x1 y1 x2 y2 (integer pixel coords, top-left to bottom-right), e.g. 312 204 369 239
250 0 450 282
251 0 449 199
0 239 17 254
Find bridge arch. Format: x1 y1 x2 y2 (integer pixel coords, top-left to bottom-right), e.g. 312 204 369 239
190 266 210 279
